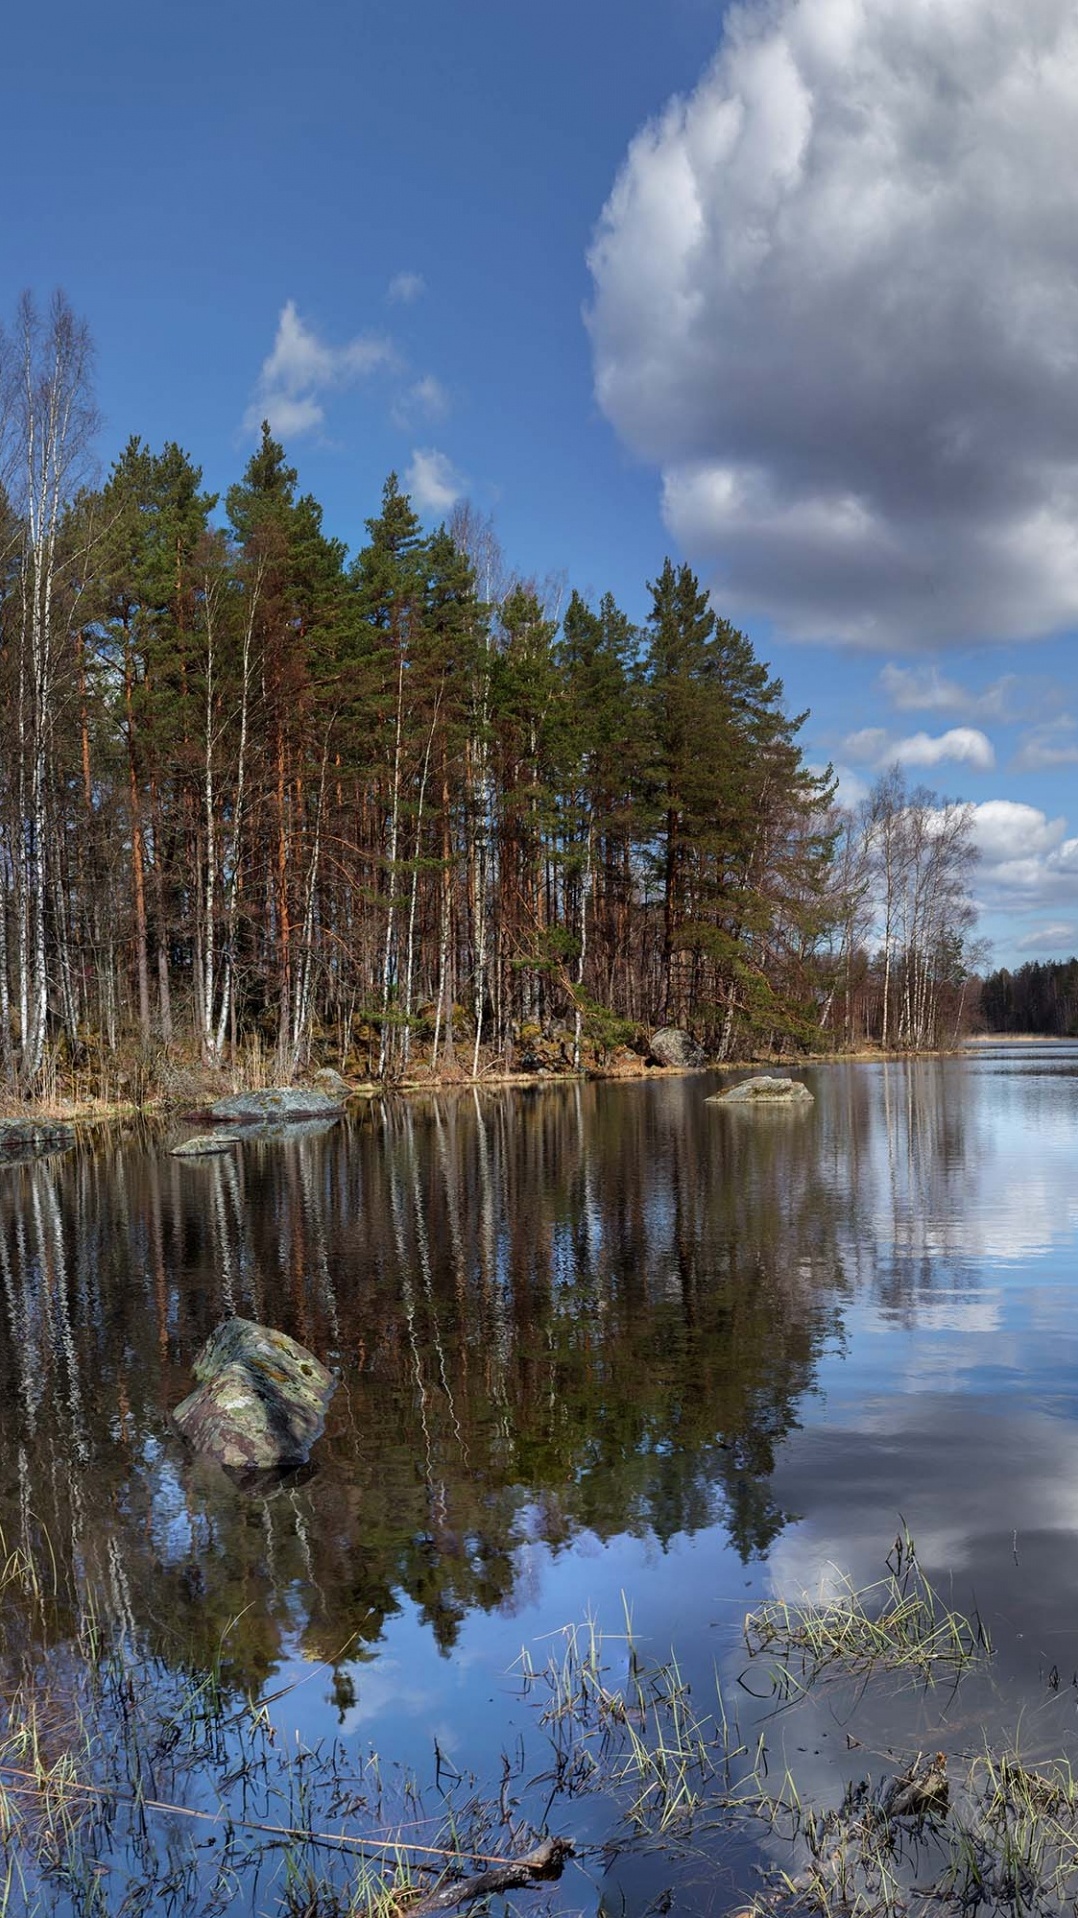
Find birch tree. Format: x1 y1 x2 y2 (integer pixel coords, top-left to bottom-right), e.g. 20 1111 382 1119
2 292 98 1086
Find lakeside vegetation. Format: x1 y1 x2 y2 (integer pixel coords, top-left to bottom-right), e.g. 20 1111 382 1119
4 1514 1076 1918
0 292 984 1104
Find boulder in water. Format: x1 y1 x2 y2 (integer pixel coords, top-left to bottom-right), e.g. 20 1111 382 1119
202 1087 345 1125
0 1119 76 1164
709 1075 814 1106
170 1132 238 1158
173 1317 336 1471
647 1027 706 1069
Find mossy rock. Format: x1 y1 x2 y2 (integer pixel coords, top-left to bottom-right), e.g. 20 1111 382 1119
0 1120 75 1163
708 1075 814 1106
205 1087 345 1124
173 1317 335 1471
170 1132 238 1158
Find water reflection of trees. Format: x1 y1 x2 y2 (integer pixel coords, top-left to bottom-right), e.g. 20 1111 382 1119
0 1083 854 1689
824 1059 1002 1313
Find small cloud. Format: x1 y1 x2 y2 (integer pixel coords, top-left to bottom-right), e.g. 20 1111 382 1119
248 393 325 438
1013 716 1078 773
405 447 466 515
388 271 426 305
891 728 995 772
842 723 996 774
1014 923 1078 953
392 374 451 429
842 728 889 764
244 300 393 440
880 664 1018 721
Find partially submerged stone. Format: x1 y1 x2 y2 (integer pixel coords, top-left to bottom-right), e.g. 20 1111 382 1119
709 1075 814 1106
0 1119 76 1164
170 1132 238 1158
203 1087 345 1125
173 1317 335 1471
648 1027 706 1069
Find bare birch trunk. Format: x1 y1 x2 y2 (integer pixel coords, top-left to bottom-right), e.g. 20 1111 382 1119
6 293 97 1087
379 645 406 1079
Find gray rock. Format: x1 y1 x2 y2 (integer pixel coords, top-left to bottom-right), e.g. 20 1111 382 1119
170 1132 238 1158
173 1317 335 1471
204 1087 345 1125
309 1067 352 1097
709 1075 814 1106
648 1027 706 1069
0 1119 76 1164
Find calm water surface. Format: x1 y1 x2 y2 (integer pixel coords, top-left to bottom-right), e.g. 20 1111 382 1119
4 1044 1078 1913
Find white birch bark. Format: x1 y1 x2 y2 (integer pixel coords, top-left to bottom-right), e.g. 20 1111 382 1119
3 294 97 1087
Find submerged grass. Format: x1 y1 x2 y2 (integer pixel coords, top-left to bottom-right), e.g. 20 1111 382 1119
3 1526 1078 1918
744 1527 990 1688
740 1743 1078 1918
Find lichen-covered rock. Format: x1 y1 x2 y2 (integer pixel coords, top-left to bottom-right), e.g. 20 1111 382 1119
0 1119 76 1164
709 1075 814 1106
173 1317 335 1471
204 1087 345 1125
648 1027 706 1069
308 1067 352 1097
170 1133 238 1158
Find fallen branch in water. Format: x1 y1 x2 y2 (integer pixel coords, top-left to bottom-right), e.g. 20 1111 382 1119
404 1836 575 1916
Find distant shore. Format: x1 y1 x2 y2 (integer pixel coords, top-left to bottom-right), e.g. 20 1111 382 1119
961 1032 1063 1044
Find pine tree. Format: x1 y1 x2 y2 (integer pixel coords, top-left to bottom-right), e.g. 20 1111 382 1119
643 560 834 1051
92 438 217 1042
557 590 641 1040
227 424 348 1071
349 474 430 1073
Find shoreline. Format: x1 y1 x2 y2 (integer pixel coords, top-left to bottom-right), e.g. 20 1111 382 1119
0 1039 1010 1139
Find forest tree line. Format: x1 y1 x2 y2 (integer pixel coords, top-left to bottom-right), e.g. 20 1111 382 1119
0 291 983 1092
979 959 1078 1036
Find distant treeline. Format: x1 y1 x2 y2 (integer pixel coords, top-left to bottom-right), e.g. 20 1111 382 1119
979 959 1078 1036
0 292 983 1090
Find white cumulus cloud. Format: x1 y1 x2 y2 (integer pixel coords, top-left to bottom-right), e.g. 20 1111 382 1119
588 0 1078 647
968 801 1078 922
406 447 466 516
841 725 995 771
973 801 1067 873
244 301 393 439
891 728 995 772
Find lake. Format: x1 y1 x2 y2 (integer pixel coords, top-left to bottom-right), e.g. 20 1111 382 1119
4 1044 1078 1915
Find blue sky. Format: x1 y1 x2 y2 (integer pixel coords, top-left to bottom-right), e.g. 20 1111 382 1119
5 0 1078 968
